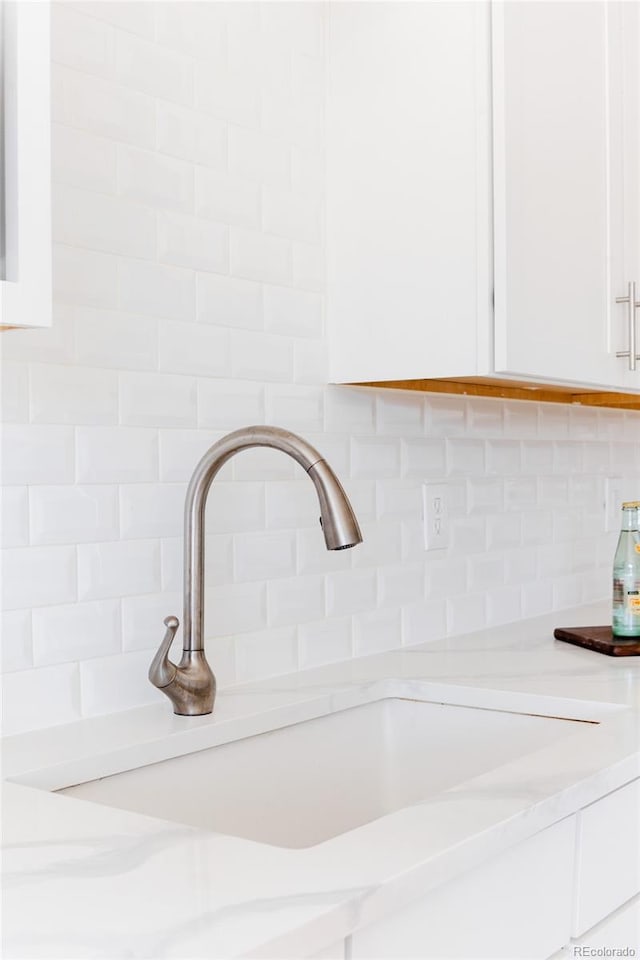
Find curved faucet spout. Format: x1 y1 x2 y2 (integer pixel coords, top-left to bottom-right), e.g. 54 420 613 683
150 426 363 716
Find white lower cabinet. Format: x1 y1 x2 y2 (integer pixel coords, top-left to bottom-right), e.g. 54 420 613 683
311 778 640 960
573 778 640 937
349 817 575 959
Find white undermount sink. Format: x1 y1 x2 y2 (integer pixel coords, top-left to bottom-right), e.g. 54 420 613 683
57 695 599 848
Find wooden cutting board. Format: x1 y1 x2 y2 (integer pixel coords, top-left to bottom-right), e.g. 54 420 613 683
554 625 640 657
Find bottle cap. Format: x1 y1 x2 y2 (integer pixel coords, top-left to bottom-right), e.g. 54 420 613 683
622 500 640 508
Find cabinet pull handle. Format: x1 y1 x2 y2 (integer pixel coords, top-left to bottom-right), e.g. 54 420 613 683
615 281 640 372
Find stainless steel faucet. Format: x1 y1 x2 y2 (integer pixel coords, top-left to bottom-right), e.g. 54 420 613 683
149 426 363 716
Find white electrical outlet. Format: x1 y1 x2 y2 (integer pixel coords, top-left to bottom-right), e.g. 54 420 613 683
423 483 449 550
604 477 624 533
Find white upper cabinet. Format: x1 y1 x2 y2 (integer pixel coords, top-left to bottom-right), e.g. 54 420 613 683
493 1 639 390
326 1 492 385
0 1 52 329
326 1 640 395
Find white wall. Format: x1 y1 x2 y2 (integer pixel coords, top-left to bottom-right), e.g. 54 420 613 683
1 1 638 736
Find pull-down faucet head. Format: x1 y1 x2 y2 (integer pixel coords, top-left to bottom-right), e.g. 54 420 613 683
149 426 363 716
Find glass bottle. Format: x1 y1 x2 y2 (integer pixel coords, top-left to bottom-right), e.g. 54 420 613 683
612 501 640 637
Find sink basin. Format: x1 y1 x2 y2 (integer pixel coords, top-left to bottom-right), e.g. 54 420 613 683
58 697 592 848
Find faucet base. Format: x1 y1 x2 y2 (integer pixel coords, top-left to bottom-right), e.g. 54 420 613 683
154 647 216 716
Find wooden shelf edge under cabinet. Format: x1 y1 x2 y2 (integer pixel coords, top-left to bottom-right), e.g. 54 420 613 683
349 377 640 411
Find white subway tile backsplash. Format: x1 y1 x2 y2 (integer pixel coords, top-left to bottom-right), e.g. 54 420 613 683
230 228 291 286
157 103 225 167
198 379 264 431
2 305 75 365
1 610 33 673
326 568 377 617
522 580 554 618
351 438 400 479
354 607 402 657
71 2 155 40
76 426 158 483
263 187 321 244
2 425 75 485
119 483 186 540
158 320 229 377
33 599 121 666
54 65 155 149
504 477 537 511
30 485 119 545
155 2 225 59
376 392 424 436
116 32 194 105
467 478 504 514
447 439 485 476
486 439 521 476
165 529 226 589
30 363 119 426
450 516 487 555
1 487 29 548
119 259 195 323
446 593 487 635
74 307 158 371
231 330 293 382
52 124 117 193
197 274 263 330
204 580 266 637
266 480 317 531
118 144 194 212
264 285 322 339
80 650 162 717
295 526 353 576
158 212 228 275
325 387 376 435
77 539 161 601
486 586 522 627
53 244 119 309
426 397 467 436
195 61 260 127
402 599 447 646
234 531 296 583
293 339 328 385
121 591 183 652
229 126 290 188
2 546 77 610
158 429 222 482
51 4 115 78
378 562 425 606
234 626 297 684
351 520 402 570
292 241 323 291
468 554 505 592
267 573 325 627
206 482 265 534
120 372 197 428
1 362 28 423
265 384 324 431
466 398 504 435
2 663 80 735
298 616 352 669
401 438 447 479
53 183 156 259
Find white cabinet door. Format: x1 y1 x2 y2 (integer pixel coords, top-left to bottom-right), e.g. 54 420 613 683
493 1 638 391
0 1 52 329
326 1 492 385
350 817 576 959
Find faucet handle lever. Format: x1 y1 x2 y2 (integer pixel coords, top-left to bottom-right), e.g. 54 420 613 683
149 616 180 689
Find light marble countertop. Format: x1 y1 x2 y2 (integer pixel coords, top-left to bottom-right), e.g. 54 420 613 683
3 600 640 959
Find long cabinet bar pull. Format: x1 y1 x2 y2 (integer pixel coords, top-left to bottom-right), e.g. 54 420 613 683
615 280 640 372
